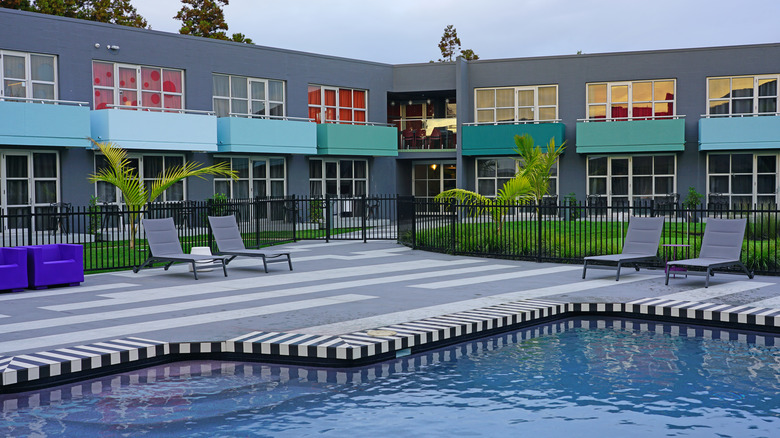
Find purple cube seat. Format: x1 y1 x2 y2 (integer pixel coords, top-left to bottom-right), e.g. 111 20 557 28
25 244 84 289
0 247 28 292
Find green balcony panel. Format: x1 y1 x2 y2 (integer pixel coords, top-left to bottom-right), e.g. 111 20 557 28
699 116 780 151
461 123 565 156
317 123 398 156
576 118 685 154
217 117 317 154
0 101 90 147
90 110 217 151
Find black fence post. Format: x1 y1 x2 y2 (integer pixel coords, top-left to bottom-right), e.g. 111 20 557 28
291 195 297 242
325 194 332 243
450 198 457 255
536 202 543 263
361 194 367 243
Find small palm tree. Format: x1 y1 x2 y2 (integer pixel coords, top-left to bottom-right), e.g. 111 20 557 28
89 139 237 248
434 174 534 235
513 134 566 206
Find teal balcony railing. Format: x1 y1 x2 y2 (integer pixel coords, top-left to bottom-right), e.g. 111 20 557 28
0 98 90 147
461 121 564 155
576 116 685 154
699 113 780 151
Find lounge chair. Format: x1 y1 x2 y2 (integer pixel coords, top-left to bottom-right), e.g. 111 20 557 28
208 215 293 273
665 218 753 288
583 216 665 281
134 217 228 280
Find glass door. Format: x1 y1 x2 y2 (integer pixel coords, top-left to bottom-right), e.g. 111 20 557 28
3 153 31 229
610 157 630 210
117 64 139 109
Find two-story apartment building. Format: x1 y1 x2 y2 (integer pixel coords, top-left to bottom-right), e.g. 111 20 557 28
1 8 779 229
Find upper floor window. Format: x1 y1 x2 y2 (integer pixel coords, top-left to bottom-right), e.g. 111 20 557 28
475 85 558 123
586 80 675 120
707 75 778 115
212 74 285 118
308 85 367 124
1 50 57 100
92 61 183 111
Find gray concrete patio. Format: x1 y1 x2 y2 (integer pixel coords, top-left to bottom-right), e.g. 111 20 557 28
2 240 778 360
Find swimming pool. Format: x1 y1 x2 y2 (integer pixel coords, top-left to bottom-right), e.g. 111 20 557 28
2 317 779 437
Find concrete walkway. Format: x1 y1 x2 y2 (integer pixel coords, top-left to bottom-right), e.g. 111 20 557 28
1 240 778 359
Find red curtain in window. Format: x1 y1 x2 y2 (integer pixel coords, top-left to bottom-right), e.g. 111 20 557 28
354 110 366 122
164 94 181 110
308 86 321 105
309 106 321 123
324 89 336 106
93 62 114 87
406 104 423 117
141 67 161 91
611 105 628 119
353 90 366 109
162 69 181 93
94 88 113 110
339 108 352 122
339 89 352 108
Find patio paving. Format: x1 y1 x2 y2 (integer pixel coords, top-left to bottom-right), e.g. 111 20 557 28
2 240 779 360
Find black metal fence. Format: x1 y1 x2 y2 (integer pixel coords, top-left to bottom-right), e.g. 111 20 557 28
399 198 780 276
0 195 399 273
4 196 780 275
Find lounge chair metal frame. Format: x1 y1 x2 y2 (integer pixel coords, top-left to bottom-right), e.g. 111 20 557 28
665 218 754 288
208 215 293 273
582 216 665 281
134 217 228 280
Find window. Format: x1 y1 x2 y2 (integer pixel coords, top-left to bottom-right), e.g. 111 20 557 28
475 85 557 123
212 74 285 118
475 157 558 199
309 159 367 196
308 85 367 124
1 151 59 230
213 156 285 198
1 50 57 101
708 153 778 207
707 75 778 115
94 154 185 204
412 162 456 209
92 61 183 111
587 155 676 207
586 80 675 120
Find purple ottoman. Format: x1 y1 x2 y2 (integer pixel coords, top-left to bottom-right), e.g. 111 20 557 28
0 247 28 292
24 244 84 289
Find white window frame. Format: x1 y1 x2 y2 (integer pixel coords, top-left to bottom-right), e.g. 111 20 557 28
474 85 558 124
308 85 368 124
585 79 676 121
212 74 286 118
475 157 559 199
1 150 60 231
706 153 779 207
213 156 286 199
0 50 57 100
706 75 779 116
92 61 184 111
309 159 369 197
586 155 677 207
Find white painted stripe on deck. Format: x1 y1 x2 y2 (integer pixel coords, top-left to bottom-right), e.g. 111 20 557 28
412 265 581 289
0 283 138 302
0 294 375 354
7 264 511 334
43 258 488 312
743 295 780 310
292 275 654 335
644 281 774 303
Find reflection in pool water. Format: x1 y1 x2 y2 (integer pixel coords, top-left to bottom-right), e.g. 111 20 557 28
2 317 779 437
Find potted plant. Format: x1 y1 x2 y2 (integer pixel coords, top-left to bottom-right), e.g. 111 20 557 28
683 186 704 223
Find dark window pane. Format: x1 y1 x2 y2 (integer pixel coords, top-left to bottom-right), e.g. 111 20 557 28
757 156 776 173
654 155 675 175
709 155 730 174
588 157 607 176
732 154 753 174
33 153 57 178
632 156 652 175
731 175 752 194
309 160 322 179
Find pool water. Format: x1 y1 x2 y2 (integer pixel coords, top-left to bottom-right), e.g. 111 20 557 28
2 318 779 437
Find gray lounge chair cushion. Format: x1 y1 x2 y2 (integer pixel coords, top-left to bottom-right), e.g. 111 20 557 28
208 215 249 251
584 216 665 262
668 218 747 268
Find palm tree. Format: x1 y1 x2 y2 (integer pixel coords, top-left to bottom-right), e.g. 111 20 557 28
513 134 566 206
434 173 534 235
89 139 237 248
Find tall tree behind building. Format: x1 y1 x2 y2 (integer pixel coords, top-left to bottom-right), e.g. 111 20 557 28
0 0 148 27
436 25 479 62
174 0 252 44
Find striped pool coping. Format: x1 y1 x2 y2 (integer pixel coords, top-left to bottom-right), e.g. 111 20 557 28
2 297 779 394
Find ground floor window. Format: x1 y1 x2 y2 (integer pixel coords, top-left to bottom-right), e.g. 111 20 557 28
413 162 456 212
95 153 185 205
213 156 285 199
707 153 777 207
475 157 558 200
1 150 59 229
309 159 368 197
587 155 676 208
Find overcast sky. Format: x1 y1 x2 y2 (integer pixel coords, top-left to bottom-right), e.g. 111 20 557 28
131 0 780 64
